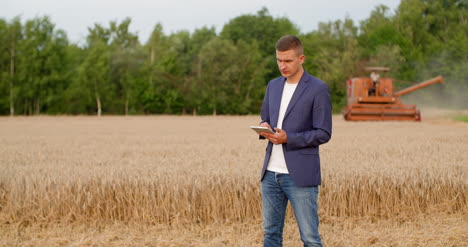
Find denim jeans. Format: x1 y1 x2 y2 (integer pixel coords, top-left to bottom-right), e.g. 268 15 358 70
262 171 322 247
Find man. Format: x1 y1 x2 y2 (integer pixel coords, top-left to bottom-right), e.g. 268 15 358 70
258 35 332 247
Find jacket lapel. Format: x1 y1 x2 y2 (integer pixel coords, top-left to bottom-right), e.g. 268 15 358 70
283 72 310 121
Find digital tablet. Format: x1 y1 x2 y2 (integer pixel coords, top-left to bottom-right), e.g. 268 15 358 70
249 126 275 134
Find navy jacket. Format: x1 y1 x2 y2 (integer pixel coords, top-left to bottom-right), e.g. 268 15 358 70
260 71 332 186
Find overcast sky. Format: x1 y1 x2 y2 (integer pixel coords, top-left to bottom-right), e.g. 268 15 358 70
2 0 400 45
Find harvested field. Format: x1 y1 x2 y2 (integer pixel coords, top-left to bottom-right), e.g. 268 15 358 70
0 110 467 246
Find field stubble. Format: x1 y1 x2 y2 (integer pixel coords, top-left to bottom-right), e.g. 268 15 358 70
0 111 467 246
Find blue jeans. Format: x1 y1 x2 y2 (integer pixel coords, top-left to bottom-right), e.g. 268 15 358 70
262 171 322 247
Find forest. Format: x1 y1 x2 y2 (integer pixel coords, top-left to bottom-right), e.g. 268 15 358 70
0 0 466 116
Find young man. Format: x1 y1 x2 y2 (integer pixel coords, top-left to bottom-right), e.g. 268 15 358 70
258 35 332 247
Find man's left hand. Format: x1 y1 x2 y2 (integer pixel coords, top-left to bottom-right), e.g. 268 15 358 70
260 128 287 144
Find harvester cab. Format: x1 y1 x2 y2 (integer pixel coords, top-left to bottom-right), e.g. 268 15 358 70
342 67 444 121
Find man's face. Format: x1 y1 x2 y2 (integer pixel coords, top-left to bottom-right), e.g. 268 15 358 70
276 49 305 79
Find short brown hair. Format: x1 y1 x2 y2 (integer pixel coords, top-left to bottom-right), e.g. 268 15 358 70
276 35 304 55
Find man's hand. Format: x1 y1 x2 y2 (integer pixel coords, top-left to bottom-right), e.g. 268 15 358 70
260 122 272 130
260 127 288 144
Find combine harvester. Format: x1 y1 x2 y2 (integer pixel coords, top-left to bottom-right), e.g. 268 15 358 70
342 67 444 121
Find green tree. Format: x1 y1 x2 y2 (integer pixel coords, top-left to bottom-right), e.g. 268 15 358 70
62 44 89 114
221 7 299 81
5 18 22 116
15 16 69 115
140 24 183 114
395 0 468 107
197 38 237 115
196 37 267 114
79 24 112 116
301 18 360 110
1 2 465 115
227 40 268 114
108 18 140 115
0 19 10 114
180 26 217 115
359 5 411 78
221 7 299 57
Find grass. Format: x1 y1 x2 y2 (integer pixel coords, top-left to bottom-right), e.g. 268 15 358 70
454 114 468 122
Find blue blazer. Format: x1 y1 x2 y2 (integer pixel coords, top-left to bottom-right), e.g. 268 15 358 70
260 71 332 186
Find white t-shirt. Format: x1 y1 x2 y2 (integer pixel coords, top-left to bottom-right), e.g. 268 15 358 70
266 81 298 174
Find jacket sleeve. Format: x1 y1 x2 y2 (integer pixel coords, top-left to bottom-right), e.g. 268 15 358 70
259 83 270 140
285 83 332 150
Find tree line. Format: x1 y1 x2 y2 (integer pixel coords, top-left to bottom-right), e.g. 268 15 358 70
0 0 466 116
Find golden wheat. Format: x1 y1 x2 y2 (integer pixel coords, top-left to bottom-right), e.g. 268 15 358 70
0 112 467 246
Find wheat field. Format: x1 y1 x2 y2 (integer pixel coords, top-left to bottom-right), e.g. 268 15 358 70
0 110 467 246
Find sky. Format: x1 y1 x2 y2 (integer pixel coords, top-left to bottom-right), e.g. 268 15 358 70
2 0 401 45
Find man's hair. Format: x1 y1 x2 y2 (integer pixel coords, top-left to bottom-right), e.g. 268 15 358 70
276 35 304 55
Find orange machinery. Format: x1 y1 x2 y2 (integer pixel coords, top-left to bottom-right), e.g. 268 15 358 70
342 67 444 121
